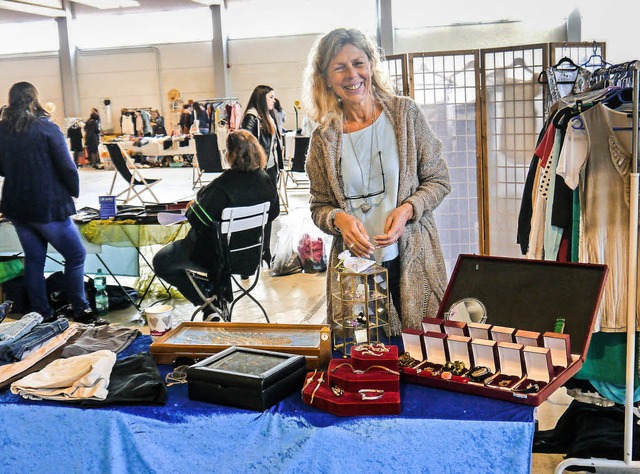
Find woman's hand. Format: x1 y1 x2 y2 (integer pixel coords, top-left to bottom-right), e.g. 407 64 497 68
334 211 375 257
374 203 414 248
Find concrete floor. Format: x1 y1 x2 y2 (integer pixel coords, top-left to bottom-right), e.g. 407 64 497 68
6 165 626 473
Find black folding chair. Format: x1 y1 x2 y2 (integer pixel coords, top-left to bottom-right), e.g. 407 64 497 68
285 136 310 188
193 134 224 189
185 202 271 323
105 143 162 204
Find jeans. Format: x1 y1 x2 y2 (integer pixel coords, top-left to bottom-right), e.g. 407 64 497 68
153 239 209 306
0 312 42 342
381 256 402 320
11 217 90 318
0 317 69 364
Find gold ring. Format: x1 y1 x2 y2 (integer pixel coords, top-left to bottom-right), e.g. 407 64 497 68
349 243 355 248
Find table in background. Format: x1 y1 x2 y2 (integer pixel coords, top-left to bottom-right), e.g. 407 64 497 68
0 336 535 474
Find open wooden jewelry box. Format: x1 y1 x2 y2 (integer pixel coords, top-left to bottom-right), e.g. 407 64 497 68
401 254 608 406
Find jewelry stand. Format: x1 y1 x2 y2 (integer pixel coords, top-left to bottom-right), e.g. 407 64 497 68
331 264 390 356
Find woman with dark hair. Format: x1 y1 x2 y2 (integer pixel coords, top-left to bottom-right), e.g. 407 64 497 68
0 82 106 324
153 130 279 319
193 102 209 135
241 85 282 186
84 111 101 168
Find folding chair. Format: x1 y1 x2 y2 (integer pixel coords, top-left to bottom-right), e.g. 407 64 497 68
104 143 162 204
186 201 271 323
285 136 310 188
193 134 224 189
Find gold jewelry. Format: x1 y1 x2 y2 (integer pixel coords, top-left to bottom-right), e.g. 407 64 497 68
165 365 189 386
498 379 511 387
359 389 384 400
398 352 419 368
331 362 399 376
349 242 355 249
361 350 383 357
330 384 344 397
303 369 318 389
310 374 324 404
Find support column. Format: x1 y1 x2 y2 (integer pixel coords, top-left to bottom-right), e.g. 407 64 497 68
566 8 581 42
211 4 229 98
56 5 80 117
376 0 394 55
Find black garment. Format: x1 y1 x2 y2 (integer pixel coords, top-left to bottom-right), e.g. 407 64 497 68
533 400 640 460
84 118 100 152
195 109 209 130
77 352 167 407
67 126 83 152
152 116 167 136
179 112 194 134
241 111 283 171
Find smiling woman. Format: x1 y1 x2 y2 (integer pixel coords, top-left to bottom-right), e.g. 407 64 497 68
302 27 451 334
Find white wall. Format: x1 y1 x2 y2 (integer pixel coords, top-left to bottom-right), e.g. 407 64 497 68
579 5 640 63
0 53 63 124
227 34 318 131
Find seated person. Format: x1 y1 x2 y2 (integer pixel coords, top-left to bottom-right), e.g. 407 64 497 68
153 130 279 318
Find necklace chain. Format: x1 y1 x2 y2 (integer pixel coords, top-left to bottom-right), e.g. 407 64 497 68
344 102 376 213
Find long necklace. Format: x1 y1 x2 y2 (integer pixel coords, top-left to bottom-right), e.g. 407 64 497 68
344 102 376 213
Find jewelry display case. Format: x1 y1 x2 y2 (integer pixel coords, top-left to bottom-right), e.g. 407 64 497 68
150 322 331 369
400 254 608 406
302 343 401 416
330 264 390 355
187 346 307 411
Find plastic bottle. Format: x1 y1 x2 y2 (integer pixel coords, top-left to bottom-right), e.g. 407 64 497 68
94 268 109 317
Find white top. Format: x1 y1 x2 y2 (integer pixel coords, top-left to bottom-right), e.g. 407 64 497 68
341 111 400 262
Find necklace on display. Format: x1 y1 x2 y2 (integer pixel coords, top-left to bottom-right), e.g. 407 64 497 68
344 102 377 213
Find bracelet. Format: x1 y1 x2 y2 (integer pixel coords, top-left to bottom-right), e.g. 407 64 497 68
359 389 384 401
309 373 324 404
513 382 540 394
353 342 390 353
303 369 318 389
331 363 400 376
361 350 383 357
468 366 493 383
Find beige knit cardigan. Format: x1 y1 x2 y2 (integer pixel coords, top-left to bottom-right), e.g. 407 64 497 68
306 94 451 331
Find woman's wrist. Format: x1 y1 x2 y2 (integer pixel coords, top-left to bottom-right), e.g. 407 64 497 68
400 202 415 221
331 209 345 234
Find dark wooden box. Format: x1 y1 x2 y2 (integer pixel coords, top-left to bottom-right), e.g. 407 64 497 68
187 346 307 411
402 254 608 406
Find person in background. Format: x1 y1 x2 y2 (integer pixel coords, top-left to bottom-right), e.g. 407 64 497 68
179 103 194 135
193 102 209 135
84 111 101 169
67 119 84 167
303 28 451 332
206 103 215 133
153 130 279 320
150 109 166 136
241 85 282 187
0 82 107 325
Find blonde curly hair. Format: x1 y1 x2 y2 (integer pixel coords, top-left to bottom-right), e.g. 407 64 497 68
302 28 394 129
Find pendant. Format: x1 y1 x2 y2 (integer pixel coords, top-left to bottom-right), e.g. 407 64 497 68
360 201 371 213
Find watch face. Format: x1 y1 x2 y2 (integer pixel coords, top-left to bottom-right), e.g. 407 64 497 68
204 350 288 376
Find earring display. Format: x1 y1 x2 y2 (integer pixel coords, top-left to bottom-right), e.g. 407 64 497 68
330 264 390 356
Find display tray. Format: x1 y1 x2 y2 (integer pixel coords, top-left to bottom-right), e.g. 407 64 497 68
150 322 332 369
187 346 307 411
402 254 608 406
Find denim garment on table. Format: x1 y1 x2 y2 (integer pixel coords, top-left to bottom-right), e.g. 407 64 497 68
0 318 69 365
0 312 43 342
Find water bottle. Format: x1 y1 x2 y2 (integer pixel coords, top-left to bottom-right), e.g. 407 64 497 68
94 268 109 317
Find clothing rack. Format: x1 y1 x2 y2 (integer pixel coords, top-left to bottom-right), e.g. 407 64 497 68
555 60 640 473
193 97 238 103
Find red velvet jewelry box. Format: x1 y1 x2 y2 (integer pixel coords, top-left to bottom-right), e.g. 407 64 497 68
422 317 445 333
351 344 399 371
302 372 401 416
443 320 468 337
328 358 400 393
401 254 608 406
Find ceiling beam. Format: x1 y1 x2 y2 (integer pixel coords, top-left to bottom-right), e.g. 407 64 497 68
0 0 65 16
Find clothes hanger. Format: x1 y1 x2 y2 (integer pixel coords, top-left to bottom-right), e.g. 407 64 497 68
538 57 581 84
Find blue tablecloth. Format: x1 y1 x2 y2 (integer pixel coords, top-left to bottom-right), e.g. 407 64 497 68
0 336 535 473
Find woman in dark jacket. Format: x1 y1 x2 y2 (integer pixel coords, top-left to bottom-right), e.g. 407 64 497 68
240 85 282 186
153 130 279 319
84 111 101 168
0 82 105 324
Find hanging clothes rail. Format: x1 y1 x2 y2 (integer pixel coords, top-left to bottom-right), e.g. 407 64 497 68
555 60 640 473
